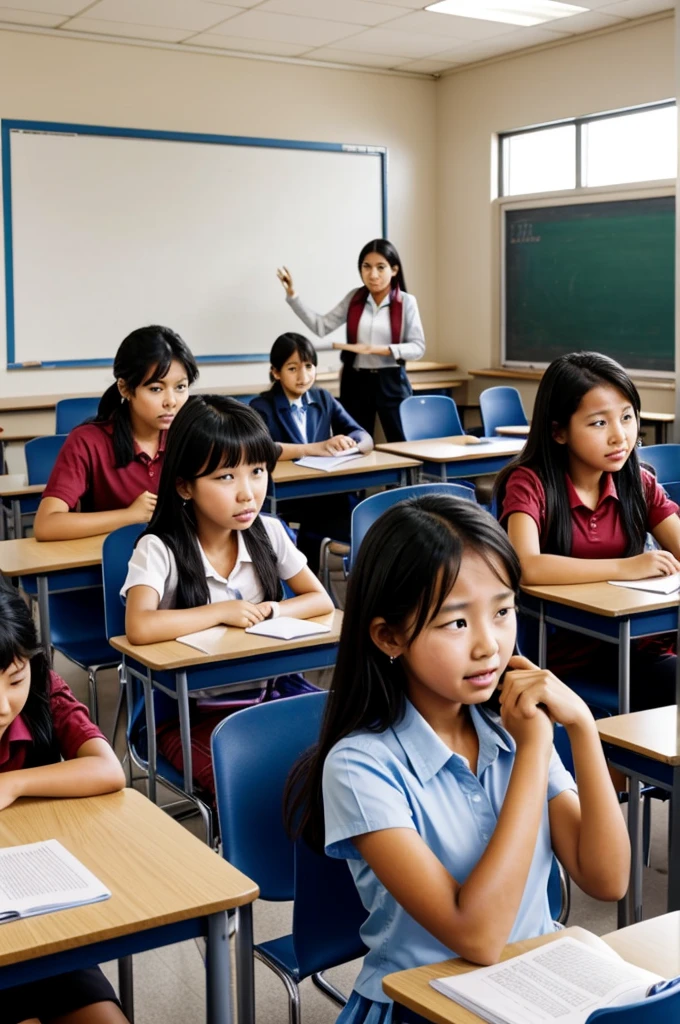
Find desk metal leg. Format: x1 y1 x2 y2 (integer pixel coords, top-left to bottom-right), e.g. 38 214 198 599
207 911 232 1024
36 574 52 664
176 670 194 796
538 601 547 669
11 499 20 540
142 669 157 805
269 492 277 516
617 619 631 714
235 902 255 1024
118 955 134 1023
668 766 680 912
619 773 643 927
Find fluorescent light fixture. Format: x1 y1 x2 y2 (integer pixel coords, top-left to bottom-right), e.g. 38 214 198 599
425 1 588 27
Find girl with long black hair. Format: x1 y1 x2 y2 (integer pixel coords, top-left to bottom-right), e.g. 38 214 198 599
0 581 126 1024
35 325 198 541
277 238 425 442
495 351 680 709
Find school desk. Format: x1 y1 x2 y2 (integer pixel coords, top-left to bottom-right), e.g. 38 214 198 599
108 610 342 804
0 533 106 651
597 706 680 927
494 424 530 437
265 451 421 515
374 437 524 483
381 914 680 1024
491 417 672 443
519 581 680 714
0 474 45 538
0 788 258 1024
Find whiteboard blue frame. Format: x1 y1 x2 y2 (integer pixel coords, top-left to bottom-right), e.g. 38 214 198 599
1 119 388 370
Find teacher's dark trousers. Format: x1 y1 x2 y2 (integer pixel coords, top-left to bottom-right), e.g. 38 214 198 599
340 365 412 442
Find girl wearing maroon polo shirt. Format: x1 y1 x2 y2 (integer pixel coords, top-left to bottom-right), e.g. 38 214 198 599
496 352 680 712
0 582 128 1024
35 326 198 542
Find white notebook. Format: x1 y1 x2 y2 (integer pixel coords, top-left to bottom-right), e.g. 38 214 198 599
0 839 111 923
244 617 331 641
430 936 664 1024
295 450 362 472
608 573 680 595
176 625 229 653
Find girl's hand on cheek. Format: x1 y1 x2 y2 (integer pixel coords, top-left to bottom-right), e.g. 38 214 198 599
500 655 590 733
219 600 268 629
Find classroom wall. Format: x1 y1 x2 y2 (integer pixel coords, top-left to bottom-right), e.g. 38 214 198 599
0 29 436 398
436 14 676 398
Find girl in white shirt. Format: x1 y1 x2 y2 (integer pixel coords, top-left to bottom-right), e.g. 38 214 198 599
277 238 425 442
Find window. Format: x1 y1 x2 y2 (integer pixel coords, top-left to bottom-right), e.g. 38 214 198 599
499 101 676 197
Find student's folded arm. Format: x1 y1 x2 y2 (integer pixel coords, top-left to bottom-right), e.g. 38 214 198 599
507 512 635 585
124 584 231 645
330 398 373 453
278 566 334 618
352 741 552 966
2 738 125 807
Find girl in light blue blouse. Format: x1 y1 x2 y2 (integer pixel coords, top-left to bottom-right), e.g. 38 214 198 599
285 494 629 1024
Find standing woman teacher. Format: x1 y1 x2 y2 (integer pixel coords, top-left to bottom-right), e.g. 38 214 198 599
277 238 425 442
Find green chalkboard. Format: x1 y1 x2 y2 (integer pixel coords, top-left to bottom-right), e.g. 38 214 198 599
504 196 675 373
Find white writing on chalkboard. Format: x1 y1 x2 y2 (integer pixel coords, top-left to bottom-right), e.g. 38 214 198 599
509 222 541 244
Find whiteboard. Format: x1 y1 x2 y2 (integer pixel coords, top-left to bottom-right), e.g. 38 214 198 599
2 121 386 369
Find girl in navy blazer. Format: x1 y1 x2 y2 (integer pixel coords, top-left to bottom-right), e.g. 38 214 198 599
251 332 373 570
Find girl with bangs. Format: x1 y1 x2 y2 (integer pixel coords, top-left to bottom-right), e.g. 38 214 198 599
285 495 628 1023
0 581 127 1024
35 325 198 541
495 351 680 711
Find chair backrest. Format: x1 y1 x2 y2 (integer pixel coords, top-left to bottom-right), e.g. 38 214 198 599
101 523 146 639
640 444 680 505
350 483 476 569
479 387 528 438
55 397 100 434
399 395 464 441
212 691 327 901
24 434 68 485
586 984 680 1022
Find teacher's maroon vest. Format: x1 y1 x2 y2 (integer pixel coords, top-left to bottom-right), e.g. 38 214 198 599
343 286 404 369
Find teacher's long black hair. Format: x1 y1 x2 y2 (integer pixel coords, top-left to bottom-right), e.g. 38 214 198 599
358 239 407 291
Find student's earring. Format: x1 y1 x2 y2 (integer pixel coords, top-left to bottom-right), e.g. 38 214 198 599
389 655 395 664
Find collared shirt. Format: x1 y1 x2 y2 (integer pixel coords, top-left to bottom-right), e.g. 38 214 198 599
323 700 575 1003
42 420 167 512
500 465 678 557
250 384 370 449
290 398 308 443
0 671 105 771
286 289 426 369
121 515 306 607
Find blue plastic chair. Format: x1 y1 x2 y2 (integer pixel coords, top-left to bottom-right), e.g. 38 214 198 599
350 482 476 570
399 395 465 441
55 396 100 434
639 444 680 505
586 983 680 1022
212 692 368 1024
479 387 528 438
10 434 68 537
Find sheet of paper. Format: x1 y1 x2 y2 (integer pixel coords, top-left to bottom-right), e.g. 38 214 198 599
608 573 680 595
245 616 331 641
0 839 110 921
295 452 364 472
176 625 229 653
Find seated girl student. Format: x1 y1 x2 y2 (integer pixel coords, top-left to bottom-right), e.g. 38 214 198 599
122 395 334 795
34 326 198 541
0 582 127 1024
495 351 680 711
285 495 629 1023
250 332 373 571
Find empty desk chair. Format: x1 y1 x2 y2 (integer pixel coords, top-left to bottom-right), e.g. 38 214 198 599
479 386 528 438
55 396 100 434
639 444 680 506
399 395 465 441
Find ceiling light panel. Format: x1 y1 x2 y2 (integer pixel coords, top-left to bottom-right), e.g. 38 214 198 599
425 1 588 26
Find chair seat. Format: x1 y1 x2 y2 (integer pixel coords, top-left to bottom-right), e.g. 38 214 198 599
257 935 300 981
52 638 119 672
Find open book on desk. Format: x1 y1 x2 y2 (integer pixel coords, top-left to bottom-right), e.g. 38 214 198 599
608 573 680 595
0 839 110 923
431 935 671 1024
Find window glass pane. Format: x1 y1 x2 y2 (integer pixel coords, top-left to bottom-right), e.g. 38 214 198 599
582 106 677 187
502 125 575 196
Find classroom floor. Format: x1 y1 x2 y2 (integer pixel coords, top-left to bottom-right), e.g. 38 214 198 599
57 655 671 1024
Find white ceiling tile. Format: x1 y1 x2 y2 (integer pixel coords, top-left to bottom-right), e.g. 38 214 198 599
540 10 626 32
304 45 403 66
360 0 431 7
0 0 88 12
433 24 564 61
188 31 306 53
206 9 361 45
62 15 191 40
205 0 261 6
598 0 672 15
0 7 65 25
79 0 232 31
384 10 521 39
327 25 452 56
396 55 460 71
257 0 406 26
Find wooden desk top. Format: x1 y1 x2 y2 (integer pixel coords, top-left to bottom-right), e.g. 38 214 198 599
0 475 45 498
596 705 680 765
272 451 420 484
375 437 524 463
494 425 529 437
0 534 106 576
0 789 258 967
521 580 680 618
382 917 680 1024
110 609 342 671
0 427 43 443
468 369 674 393
640 410 675 423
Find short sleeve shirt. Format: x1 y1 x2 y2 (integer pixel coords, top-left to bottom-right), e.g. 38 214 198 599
0 671 106 771
121 515 306 607
323 700 575 1003
42 421 167 512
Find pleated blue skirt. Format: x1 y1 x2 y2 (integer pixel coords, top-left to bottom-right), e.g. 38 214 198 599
337 992 429 1024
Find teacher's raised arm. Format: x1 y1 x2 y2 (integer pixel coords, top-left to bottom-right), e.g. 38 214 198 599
276 239 425 442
